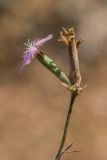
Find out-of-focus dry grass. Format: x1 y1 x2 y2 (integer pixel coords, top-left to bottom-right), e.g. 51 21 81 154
0 0 107 160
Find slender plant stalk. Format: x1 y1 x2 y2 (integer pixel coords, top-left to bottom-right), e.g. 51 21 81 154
55 92 77 160
22 27 84 160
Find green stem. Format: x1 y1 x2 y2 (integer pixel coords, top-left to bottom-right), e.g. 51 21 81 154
55 92 77 160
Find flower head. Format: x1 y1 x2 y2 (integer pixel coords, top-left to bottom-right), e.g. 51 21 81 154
22 34 53 68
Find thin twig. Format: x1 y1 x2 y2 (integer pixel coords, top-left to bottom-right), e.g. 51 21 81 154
56 143 73 160
62 143 73 153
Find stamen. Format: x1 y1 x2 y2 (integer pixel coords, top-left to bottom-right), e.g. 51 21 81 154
28 39 31 46
31 42 33 46
24 43 30 47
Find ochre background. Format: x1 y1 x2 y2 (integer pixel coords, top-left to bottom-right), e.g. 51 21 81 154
0 0 107 160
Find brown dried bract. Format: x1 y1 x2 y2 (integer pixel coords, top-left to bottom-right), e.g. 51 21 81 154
59 27 83 48
59 27 83 87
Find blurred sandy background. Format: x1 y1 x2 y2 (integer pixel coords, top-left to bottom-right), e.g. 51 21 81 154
0 0 107 160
